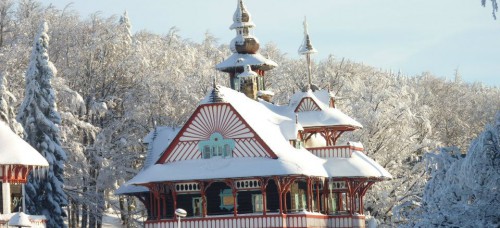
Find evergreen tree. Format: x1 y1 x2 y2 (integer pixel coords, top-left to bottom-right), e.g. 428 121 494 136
16 21 67 227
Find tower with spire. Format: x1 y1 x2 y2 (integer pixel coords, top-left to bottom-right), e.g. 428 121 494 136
216 0 277 99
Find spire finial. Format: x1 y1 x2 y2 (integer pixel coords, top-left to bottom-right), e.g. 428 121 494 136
298 17 318 91
210 78 224 103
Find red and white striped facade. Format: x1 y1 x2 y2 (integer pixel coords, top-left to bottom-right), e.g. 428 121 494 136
158 104 277 163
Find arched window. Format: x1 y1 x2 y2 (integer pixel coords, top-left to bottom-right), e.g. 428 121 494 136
198 133 235 159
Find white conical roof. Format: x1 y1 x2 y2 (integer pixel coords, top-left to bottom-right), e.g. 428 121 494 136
0 121 48 167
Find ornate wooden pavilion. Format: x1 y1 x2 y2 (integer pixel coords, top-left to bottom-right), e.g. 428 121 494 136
117 1 391 227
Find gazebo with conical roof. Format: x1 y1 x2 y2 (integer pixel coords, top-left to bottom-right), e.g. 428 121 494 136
0 121 48 226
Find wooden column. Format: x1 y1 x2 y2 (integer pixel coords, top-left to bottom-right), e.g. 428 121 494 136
315 178 321 212
199 182 207 217
337 192 343 211
359 181 374 214
171 187 178 219
273 176 296 215
323 179 330 214
259 178 268 216
273 176 284 215
306 177 312 212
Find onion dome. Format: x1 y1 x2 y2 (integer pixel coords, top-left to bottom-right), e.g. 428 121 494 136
216 0 277 74
230 0 256 30
230 35 260 54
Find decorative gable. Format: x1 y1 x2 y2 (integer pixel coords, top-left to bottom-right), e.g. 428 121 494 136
157 103 277 163
294 97 322 112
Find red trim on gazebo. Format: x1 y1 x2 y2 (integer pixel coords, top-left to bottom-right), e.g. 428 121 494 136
0 165 32 183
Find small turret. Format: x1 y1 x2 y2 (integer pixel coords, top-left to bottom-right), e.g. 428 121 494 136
216 0 277 95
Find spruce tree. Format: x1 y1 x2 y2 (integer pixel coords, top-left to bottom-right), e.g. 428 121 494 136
17 21 67 227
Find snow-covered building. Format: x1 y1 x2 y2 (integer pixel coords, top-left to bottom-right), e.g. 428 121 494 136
0 122 48 227
117 1 391 227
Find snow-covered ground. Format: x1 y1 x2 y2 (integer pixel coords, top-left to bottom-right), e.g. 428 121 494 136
102 213 123 228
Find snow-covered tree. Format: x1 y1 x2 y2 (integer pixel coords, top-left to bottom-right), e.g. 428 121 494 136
0 0 14 47
482 0 498 19
0 71 23 134
16 21 67 227
407 113 500 227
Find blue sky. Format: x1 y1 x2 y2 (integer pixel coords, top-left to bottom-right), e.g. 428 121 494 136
44 0 500 86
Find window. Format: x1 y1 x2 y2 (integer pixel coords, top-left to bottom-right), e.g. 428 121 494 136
219 189 237 210
198 133 235 159
252 194 264 212
192 197 203 217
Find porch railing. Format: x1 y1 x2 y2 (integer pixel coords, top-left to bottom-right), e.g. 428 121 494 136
307 142 364 158
145 213 365 228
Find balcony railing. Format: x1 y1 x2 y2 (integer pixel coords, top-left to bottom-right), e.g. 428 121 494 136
307 142 364 158
145 213 366 228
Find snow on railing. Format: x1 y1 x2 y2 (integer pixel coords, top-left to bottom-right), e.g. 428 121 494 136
307 142 364 158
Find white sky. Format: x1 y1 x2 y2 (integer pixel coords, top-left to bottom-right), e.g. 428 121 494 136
44 0 500 86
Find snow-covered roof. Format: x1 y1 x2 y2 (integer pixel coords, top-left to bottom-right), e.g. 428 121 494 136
324 151 392 179
0 121 48 167
128 155 327 184
297 109 362 128
288 90 363 129
143 127 180 168
119 86 390 190
216 53 277 72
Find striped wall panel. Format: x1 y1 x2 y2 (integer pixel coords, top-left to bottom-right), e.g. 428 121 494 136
164 104 274 163
295 97 322 112
180 105 254 141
